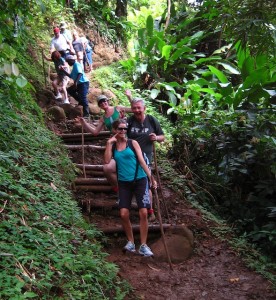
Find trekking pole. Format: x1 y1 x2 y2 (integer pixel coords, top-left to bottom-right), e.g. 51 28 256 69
41 49 47 88
81 123 87 178
153 142 170 222
152 177 173 270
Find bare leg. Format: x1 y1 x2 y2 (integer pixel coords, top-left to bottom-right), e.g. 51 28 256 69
61 77 69 100
120 208 134 243
52 79 59 94
103 159 117 187
139 208 149 245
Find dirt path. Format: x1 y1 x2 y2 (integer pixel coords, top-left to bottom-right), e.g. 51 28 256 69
53 120 276 300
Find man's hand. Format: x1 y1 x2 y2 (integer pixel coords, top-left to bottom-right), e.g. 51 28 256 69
149 133 158 142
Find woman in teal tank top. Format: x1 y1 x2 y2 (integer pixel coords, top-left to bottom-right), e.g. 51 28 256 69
77 94 132 134
104 119 157 257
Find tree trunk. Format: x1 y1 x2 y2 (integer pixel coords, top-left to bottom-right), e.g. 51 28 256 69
115 0 127 17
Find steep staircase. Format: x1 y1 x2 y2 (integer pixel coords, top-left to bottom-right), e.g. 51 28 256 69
59 119 159 235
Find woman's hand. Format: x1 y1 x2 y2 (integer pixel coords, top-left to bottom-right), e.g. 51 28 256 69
150 178 157 189
107 133 118 146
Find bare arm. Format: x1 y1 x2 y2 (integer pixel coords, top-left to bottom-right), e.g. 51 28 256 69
125 89 133 104
116 105 132 113
78 117 105 136
104 134 118 164
149 133 165 143
43 54 52 62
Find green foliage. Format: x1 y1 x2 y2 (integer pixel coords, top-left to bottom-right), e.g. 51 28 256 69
0 104 130 298
0 2 130 298
198 0 276 56
171 107 276 259
75 0 134 45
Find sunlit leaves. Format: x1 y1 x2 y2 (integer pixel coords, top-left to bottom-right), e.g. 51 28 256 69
16 76 28 88
208 65 228 83
11 62 19 76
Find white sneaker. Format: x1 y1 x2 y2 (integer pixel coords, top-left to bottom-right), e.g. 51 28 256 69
55 92 62 99
63 98 70 104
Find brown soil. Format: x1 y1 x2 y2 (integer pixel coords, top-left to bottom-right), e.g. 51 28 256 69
45 117 275 300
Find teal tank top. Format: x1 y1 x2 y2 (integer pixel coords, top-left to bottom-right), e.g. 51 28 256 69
113 146 146 181
103 108 120 132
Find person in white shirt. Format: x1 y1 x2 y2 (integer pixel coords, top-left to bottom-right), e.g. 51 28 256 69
50 27 74 58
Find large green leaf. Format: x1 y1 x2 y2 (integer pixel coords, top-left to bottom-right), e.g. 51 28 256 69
162 45 172 61
166 90 177 105
146 15 154 37
243 67 270 88
208 65 228 83
170 46 193 62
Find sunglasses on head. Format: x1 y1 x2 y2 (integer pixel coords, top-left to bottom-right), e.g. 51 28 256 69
99 99 107 105
117 127 128 131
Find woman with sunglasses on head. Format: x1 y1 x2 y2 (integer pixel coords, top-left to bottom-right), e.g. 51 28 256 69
104 119 157 257
77 94 132 135
77 95 132 192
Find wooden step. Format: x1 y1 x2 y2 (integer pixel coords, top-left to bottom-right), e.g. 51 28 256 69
97 224 175 234
60 132 110 142
74 178 109 185
65 144 105 151
74 185 113 192
75 164 104 171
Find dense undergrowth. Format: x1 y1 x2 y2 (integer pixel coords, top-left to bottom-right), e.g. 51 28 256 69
1 0 276 297
0 7 131 300
0 71 130 300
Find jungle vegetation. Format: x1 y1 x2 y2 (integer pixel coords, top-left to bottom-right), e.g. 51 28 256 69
0 0 275 298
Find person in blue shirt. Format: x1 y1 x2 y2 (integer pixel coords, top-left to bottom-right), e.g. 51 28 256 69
59 55 90 117
104 119 157 257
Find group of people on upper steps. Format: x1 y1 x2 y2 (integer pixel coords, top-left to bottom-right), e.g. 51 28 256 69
46 21 165 257
45 21 94 114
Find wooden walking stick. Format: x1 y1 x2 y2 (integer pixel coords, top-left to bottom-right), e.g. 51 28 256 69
152 177 173 270
81 123 87 178
153 142 170 221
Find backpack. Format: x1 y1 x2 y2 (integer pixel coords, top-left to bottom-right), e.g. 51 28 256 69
112 139 149 182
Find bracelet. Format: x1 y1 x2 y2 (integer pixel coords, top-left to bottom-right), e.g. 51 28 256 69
148 208 154 214
156 136 158 141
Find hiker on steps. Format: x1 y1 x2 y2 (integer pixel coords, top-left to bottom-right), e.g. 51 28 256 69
104 91 165 220
104 119 157 257
43 50 70 104
50 27 74 59
76 94 132 186
72 30 84 67
59 55 90 118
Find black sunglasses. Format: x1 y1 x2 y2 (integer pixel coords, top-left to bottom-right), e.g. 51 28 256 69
117 127 128 131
